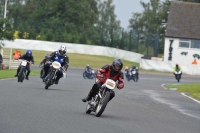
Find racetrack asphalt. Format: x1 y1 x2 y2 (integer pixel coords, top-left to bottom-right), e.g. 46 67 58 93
0 68 200 133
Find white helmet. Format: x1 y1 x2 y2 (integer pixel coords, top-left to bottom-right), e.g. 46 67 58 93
58 45 67 55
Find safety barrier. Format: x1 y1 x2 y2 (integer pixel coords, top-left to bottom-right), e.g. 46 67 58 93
2 58 21 69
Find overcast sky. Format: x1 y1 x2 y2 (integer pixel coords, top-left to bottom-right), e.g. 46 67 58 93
113 0 150 28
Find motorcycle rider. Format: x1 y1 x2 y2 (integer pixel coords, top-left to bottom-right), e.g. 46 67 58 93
85 64 92 77
130 64 139 80
14 50 34 80
82 58 124 102
41 45 69 84
124 66 129 79
174 63 182 78
39 54 51 78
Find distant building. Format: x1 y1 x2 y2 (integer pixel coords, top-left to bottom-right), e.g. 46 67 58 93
164 1 200 65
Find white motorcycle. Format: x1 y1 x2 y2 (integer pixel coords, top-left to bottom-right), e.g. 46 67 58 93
17 60 31 82
45 61 64 89
85 79 117 117
174 69 182 82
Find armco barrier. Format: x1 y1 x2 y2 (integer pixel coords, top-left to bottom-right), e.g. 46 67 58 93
2 39 143 63
2 58 20 69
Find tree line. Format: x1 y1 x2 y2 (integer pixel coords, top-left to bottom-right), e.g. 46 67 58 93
0 0 199 55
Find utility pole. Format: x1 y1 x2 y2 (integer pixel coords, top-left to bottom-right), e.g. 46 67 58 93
3 0 12 70
4 0 8 19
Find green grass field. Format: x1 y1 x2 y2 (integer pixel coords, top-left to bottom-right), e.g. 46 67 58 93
167 84 200 101
0 70 40 79
2 48 139 69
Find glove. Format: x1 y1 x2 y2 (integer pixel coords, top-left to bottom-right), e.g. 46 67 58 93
39 65 42 68
63 68 67 72
117 83 124 89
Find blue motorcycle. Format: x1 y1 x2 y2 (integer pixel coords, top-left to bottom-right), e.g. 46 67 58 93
83 69 96 79
125 68 139 82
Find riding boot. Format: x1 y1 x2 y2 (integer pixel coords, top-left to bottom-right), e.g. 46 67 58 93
26 71 30 80
15 68 20 77
82 90 94 102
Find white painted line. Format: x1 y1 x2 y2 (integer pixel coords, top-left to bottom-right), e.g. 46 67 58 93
181 93 200 104
144 90 200 119
161 84 200 104
161 84 167 89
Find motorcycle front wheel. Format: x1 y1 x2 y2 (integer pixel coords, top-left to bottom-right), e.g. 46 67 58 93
18 68 24 82
83 72 87 79
45 72 54 89
95 91 110 117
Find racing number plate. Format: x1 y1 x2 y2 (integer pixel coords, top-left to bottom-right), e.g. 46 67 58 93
132 71 136 74
21 61 27 66
106 81 114 88
53 62 60 67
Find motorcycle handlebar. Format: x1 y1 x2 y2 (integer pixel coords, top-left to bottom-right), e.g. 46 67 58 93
18 59 32 64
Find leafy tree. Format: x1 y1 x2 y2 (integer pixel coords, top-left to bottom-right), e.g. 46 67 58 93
0 18 14 48
129 0 171 55
97 0 121 48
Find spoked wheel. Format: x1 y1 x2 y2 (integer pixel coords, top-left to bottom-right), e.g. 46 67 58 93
18 69 23 82
95 91 110 117
45 78 51 89
45 72 54 90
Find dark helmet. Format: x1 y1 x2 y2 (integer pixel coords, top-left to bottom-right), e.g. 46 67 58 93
111 58 123 71
132 64 136 69
26 50 32 55
45 54 50 59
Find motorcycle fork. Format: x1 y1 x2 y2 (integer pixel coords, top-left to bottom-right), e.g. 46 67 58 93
52 70 58 82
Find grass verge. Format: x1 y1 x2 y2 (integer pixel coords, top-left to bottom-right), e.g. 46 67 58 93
0 70 40 79
167 83 200 101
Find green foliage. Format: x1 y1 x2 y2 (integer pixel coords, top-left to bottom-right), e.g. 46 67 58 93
4 0 200 55
0 18 15 49
0 70 40 79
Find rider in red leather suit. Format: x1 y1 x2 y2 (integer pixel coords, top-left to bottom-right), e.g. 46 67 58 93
82 58 124 102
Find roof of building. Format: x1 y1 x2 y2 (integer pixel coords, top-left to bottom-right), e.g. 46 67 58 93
165 1 200 40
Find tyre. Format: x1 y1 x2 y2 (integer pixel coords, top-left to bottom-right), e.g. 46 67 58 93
18 68 24 82
83 72 87 79
95 91 110 117
45 72 54 89
176 75 180 82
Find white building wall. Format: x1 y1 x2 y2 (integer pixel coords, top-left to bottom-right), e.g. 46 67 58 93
164 37 200 66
